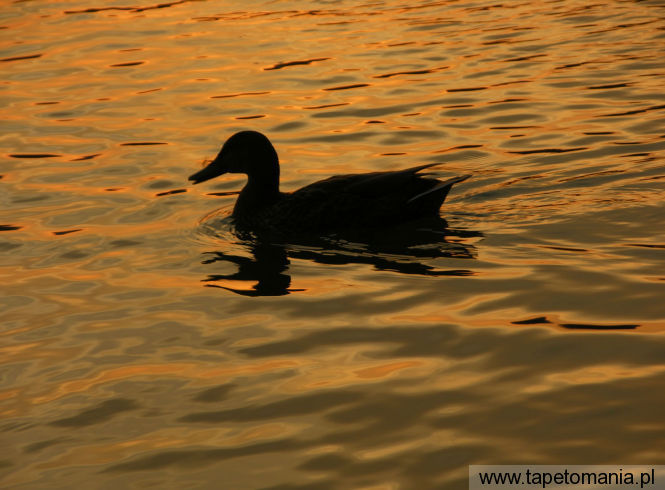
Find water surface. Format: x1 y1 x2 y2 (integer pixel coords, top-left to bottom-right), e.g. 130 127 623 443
2 0 665 488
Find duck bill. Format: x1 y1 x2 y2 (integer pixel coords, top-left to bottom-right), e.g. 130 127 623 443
188 157 228 184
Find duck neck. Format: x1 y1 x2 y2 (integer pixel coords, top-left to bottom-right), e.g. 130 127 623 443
233 161 281 217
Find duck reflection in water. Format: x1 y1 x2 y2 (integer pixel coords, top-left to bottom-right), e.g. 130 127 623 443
200 225 479 296
190 131 479 296
200 240 295 297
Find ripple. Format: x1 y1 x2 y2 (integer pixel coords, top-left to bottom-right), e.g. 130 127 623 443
155 189 187 197
512 316 552 325
49 399 139 427
560 323 639 330
65 0 200 14
587 82 632 90
136 88 162 94
264 57 330 71
210 92 270 99
0 54 42 62
508 147 587 154
503 54 547 62
447 86 487 92
52 229 83 236
109 61 145 67
70 153 101 161
9 153 61 158
373 65 448 78
601 103 665 117
323 83 371 91
303 102 350 110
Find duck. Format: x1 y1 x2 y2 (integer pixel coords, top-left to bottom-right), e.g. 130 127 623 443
189 130 470 231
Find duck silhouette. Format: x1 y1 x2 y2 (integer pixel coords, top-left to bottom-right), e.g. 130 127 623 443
189 131 470 231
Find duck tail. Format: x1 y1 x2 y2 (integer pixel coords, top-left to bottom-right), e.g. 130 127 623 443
407 174 471 207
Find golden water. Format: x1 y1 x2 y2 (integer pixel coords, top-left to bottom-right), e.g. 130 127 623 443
2 0 665 488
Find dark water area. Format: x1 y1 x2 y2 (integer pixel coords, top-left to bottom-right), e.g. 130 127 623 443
2 0 665 488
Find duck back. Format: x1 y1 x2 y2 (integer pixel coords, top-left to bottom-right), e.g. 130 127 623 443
236 164 468 231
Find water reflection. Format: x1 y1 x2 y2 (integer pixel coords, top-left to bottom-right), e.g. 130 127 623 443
4 0 665 487
200 219 480 296
201 242 294 297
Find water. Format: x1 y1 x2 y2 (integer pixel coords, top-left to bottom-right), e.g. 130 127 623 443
2 0 665 488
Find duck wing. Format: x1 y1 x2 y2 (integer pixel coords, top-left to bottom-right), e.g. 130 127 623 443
297 163 436 196
266 164 469 230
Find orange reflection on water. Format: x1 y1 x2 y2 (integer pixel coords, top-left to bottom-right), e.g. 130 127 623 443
31 422 296 475
31 359 301 405
354 361 421 379
3 1 665 487
543 363 665 389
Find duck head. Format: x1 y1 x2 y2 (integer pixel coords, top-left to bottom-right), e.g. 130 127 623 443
189 130 280 185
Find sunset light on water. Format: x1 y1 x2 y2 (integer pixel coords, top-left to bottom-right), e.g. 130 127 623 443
2 0 665 488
